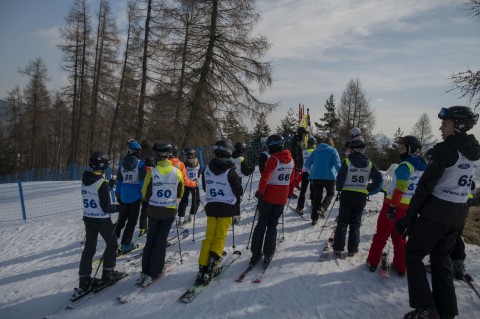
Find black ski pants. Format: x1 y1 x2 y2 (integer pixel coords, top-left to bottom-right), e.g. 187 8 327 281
79 219 117 276
142 216 174 278
251 198 284 257
115 199 141 245
310 179 335 221
297 172 314 211
139 201 149 230
178 186 200 217
332 203 364 253
405 216 463 317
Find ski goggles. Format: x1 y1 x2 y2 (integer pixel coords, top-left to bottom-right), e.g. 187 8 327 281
438 107 451 119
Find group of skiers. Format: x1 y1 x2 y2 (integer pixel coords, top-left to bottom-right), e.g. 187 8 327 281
77 105 479 319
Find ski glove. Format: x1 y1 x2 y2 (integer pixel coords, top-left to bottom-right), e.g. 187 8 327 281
108 179 116 189
395 214 416 238
115 194 122 204
232 216 241 225
254 191 263 200
387 206 396 220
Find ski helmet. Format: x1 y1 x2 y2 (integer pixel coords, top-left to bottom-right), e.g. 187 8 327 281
144 156 155 167
89 151 110 170
398 135 422 155
184 148 196 159
152 142 172 159
348 139 366 153
307 137 317 146
234 142 247 153
266 134 285 154
127 139 141 155
351 127 362 138
170 144 179 157
438 106 479 133
213 140 233 158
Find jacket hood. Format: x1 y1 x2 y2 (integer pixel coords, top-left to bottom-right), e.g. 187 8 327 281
270 149 293 163
317 143 335 152
82 171 103 186
445 133 480 161
122 155 139 171
347 152 369 169
208 158 235 175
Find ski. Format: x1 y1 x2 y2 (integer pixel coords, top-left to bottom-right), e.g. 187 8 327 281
380 251 390 277
288 205 306 220
92 243 144 267
236 261 260 282
179 251 242 303
118 254 183 303
319 228 336 261
167 228 189 247
66 272 129 309
252 262 270 283
464 273 480 299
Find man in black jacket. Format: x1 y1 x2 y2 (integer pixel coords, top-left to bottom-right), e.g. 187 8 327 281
396 106 480 319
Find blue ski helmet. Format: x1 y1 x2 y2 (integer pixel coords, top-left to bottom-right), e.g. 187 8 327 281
127 139 141 154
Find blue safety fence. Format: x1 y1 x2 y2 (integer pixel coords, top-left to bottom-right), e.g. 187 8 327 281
0 140 272 223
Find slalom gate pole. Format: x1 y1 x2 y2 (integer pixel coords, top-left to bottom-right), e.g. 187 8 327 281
317 192 339 240
246 204 259 250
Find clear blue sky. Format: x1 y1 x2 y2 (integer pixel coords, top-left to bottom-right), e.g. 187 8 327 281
1 0 479 141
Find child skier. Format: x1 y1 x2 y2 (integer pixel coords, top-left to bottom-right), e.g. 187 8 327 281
250 134 295 268
178 148 201 223
295 137 317 214
140 142 184 286
74 151 125 299
366 135 427 275
195 140 243 285
169 144 198 225
333 139 382 257
115 139 147 254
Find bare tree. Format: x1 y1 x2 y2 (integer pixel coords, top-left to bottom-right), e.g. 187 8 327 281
410 113 436 149
450 1 480 109
337 78 375 148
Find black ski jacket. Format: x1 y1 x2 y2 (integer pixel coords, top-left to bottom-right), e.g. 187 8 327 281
408 133 480 225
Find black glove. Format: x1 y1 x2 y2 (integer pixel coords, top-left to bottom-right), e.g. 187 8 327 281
255 191 263 200
115 194 122 204
113 203 126 214
108 178 116 189
395 214 415 238
232 216 240 225
387 206 396 220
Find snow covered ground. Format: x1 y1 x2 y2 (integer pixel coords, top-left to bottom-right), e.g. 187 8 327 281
1 171 480 319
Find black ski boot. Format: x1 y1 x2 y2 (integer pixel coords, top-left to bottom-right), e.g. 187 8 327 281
207 252 222 280
262 254 273 269
99 269 125 286
195 265 209 286
71 276 93 301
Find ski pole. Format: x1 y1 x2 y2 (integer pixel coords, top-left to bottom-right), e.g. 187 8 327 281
246 204 259 250
232 217 236 249
318 192 339 240
282 198 290 240
248 173 254 200
175 216 184 264
243 173 252 195
192 188 197 242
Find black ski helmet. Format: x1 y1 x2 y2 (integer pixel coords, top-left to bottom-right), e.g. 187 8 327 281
127 139 141 155
213 140 233 158
348 139 366 153
399 135 422 155
234 142 247 153
438 106 479 133
152 142 172 159
266 134 285 154
170 144 179 157
144 156 155 167
184 148 196 159
307 137 317 146
297 127 308 135
89 151 110 170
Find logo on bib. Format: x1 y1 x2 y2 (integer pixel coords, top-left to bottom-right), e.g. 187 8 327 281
458 163 471 169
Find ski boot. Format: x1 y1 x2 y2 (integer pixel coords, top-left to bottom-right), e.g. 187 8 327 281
318 207 326 218
366 261 377 272
207 252 222 280
262 254 273 269
249 253 263 267
71 276 95 301
99 269 125 287
194 265 209 286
